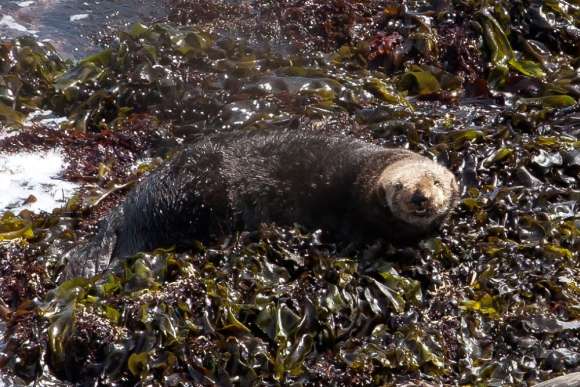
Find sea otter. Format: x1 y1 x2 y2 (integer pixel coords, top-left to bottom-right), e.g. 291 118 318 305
63 131 459 278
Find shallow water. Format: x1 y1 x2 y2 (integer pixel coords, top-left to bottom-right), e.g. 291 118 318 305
0 0 166 58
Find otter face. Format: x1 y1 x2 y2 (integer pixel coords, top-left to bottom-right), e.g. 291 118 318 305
377 159 459 228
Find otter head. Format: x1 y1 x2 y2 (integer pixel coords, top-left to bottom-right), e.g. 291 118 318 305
377 158 459 229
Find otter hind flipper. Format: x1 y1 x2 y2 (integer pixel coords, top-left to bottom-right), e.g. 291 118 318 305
62 208 123 279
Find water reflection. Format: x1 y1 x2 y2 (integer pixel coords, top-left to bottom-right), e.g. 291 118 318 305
0 0 166 58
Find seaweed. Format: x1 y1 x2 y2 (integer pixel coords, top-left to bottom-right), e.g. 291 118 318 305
0 0 579 385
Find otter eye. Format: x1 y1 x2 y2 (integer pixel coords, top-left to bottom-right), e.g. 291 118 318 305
395 182 403 191
433 180 442 187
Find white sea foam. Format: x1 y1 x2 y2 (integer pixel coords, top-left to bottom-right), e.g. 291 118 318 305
69 13 89 22
0 15 34 33
0 149 79 214
16 1 36 7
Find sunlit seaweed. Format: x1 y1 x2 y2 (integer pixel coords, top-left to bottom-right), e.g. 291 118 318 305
0 0 579 385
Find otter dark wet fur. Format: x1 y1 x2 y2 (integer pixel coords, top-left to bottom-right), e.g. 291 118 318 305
64 132 459 278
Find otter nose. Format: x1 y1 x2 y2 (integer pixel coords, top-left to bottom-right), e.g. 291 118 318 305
411 191 428 208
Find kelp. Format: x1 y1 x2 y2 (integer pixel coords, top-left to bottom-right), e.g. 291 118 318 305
0 2 577 132
0 23 416 132
0 0 579 385
0 37 68 126
0 212 34 241
4 226 453 384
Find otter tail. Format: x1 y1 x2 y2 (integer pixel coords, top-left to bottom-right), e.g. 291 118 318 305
62 208 124 280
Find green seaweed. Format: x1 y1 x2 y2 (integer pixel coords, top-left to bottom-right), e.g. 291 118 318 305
0 0 579 385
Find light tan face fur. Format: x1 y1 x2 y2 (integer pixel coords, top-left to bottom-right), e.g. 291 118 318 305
377 159 459 227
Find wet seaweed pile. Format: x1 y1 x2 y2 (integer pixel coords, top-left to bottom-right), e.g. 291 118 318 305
0 0 579 385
